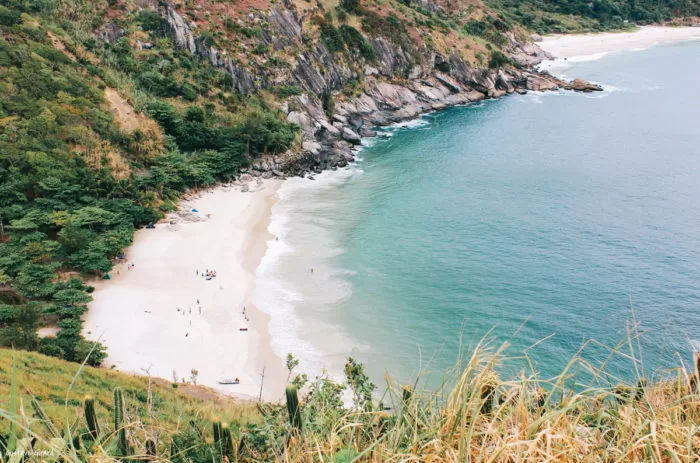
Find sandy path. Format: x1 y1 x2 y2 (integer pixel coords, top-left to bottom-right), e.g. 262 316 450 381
84 180 288 401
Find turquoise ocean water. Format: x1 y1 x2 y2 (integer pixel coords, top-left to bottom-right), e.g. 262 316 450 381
255 41 700 387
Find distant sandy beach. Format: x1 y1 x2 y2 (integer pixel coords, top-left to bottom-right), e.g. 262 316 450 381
84 179 288 401
539 26 700 59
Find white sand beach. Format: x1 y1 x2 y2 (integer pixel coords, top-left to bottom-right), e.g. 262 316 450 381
84 179 288 401
539 26 700 59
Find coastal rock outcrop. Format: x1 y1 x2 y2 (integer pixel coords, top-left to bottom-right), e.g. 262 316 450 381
140 1 604 176
568 79 604 92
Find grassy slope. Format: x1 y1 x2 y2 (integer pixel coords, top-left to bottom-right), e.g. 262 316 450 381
0 349 259 434
0 346 698 461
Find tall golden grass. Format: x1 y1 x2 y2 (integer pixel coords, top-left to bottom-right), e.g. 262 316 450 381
0 333 698 462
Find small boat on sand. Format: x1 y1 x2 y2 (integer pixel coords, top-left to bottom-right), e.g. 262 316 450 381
218 378 240 385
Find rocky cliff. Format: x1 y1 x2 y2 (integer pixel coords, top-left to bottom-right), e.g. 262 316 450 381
112 0 601 176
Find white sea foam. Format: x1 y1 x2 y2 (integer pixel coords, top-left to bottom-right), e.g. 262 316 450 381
393 117 431 129
254 166 366 382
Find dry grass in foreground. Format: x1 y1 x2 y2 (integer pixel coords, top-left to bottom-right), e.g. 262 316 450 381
0 337 698 462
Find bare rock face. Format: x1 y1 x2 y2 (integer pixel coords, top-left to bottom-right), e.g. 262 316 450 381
372 38 413 77
524 73 561 92
496 70 515 93
342 128 362 145
569 79 604 92
267 7 301 42
507 33 553 67
164 5 196 53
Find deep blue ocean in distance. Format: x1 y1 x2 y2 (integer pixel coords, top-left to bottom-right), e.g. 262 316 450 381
257 41 700 388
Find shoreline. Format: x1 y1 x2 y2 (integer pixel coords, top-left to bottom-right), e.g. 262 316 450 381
538 25 700 60
81 26 700 400
84 179 287 402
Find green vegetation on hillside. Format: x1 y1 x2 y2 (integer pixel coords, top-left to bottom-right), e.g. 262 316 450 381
0 1 298 364
0 345 698 462
488 0 700 33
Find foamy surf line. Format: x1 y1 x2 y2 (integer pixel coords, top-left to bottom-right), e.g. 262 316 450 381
254 167 365 384
252 109 443 381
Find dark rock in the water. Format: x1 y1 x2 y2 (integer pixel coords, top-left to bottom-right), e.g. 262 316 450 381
569 79 604 92
524 72 562 92
342 127 362 145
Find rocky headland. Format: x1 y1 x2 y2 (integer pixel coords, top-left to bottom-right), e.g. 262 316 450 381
113 1 603 178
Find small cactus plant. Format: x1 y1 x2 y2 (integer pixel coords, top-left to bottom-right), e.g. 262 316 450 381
213 419 222 442
401 385 412 404
285 384 302 431
145 439 156 458
84 395 100 439
113 387 129 457
221 423 234 461
480 383 496 416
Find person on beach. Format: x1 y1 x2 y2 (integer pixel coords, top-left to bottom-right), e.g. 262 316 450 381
310 267 314 273
198 306 202 314
196 269 198 276
189 307 191 314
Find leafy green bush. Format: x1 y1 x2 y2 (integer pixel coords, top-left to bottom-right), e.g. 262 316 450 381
273 85 304 98
488 50 512 69
320 23 345 53
339 25 375 61
136 10 167 32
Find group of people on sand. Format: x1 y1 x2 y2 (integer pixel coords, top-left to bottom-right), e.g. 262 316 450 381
177 298 204 338
196 268 217 279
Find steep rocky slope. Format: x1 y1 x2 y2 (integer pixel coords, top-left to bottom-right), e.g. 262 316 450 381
95 0 599 175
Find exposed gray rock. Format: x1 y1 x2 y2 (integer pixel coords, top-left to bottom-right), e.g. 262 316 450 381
524 72 561 91
496 70 515 93
268 7 301 41
435 72 461 93
568 78 603 92
372 38 412 77
342 127 362 145
163 4 196 53
98 22 123 44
